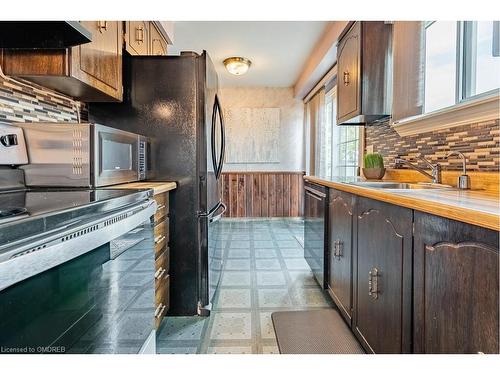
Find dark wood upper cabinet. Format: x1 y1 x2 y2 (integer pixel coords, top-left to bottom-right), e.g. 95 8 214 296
413 212 499 354
327 189 355 326
391 21 425 124
336 21 393 125
353 197 413 353
1 21 123 102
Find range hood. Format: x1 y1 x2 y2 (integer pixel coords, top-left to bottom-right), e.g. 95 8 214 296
0 21 92 48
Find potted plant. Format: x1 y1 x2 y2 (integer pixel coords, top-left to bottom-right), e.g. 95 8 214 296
362 153 386 180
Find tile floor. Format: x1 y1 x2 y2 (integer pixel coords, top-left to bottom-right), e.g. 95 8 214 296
156 218 334 354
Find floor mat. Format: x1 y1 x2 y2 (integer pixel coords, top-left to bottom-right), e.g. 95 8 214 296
271 309 365 354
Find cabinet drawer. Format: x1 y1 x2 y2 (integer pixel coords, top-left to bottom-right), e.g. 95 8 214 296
154 193 169 224
154 219 169 257
154 275 170 328
154 248 170 291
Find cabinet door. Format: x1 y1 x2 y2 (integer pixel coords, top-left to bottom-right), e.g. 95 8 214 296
72 21 123 101
413 212 499 353
327 189 354 325
337 22 361 122
354 197 412 353
126 21 150 56
150 22 168 56
391 21 425 124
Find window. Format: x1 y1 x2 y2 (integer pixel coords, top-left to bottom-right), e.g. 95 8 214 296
424 21 500 114
316 87 361 178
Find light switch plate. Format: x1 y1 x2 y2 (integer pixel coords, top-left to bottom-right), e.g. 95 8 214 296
366 144 374 154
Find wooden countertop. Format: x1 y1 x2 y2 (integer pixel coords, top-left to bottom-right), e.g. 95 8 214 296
110 181 177 195
304 175 500 231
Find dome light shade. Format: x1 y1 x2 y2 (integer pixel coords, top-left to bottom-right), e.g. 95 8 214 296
223 57 252 75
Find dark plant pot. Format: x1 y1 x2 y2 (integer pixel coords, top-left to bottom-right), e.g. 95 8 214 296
362 167 386 180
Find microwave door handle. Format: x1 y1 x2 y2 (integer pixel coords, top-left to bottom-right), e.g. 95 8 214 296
215 95 225 180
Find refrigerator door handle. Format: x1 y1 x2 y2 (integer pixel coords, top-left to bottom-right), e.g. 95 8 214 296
214 95 225 180
210 98 218 176
209 202 226 223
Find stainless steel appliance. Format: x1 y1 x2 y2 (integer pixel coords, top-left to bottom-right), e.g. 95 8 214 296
89 51 226 315
0 188 157 353
304 181 329 288
15 122 150 187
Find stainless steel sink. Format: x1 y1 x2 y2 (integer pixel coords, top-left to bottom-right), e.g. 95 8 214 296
347 181 455 190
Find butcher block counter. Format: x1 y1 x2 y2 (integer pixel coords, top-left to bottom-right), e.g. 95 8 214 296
304 175 500 231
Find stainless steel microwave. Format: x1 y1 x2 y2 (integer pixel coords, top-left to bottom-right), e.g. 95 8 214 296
16 123 150 187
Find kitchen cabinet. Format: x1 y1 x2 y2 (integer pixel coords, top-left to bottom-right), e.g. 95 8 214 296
413 212 499 354
353 197 413 353
1 21 123 102
336 21 392 125
149 22 168 56
153 190 171 328
391 21 425 124
124 21 168 56
327 189 355 326
125 21 150 55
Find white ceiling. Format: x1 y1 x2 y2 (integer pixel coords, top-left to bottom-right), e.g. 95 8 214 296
168 21 328 87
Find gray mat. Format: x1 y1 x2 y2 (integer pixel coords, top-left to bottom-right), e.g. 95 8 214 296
271 309 365 354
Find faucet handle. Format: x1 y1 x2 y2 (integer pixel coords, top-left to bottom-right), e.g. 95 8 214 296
417 154 436 169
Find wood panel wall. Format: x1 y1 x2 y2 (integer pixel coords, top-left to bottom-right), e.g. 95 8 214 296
220 172 305 218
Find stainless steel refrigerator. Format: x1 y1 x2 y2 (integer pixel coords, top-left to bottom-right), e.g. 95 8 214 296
89 51 226 316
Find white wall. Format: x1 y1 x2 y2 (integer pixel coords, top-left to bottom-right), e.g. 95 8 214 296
219 87 305 172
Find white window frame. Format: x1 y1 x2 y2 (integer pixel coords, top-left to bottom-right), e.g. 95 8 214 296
394 21 500 137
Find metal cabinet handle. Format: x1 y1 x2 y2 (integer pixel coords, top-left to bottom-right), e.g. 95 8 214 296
155 267 167 280
136 25 145 44
155 303 167 318
154 303 163 318
343 71 350 86
155 235 166 245
156 204 166 212
333 239 343 259
368 267 380 300
97 21 108 33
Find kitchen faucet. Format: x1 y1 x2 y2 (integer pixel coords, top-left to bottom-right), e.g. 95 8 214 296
394 155 442 184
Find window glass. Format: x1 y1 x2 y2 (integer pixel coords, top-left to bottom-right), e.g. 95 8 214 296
424 21 458 113
469 21 500 97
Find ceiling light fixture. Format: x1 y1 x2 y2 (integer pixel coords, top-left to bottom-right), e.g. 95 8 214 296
223 57 252 76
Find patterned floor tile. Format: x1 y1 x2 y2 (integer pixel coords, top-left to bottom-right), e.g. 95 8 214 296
231 234 251 241
255 248 278 259
216 289 252 309
227 249 251 259
276 240 301 248
279 248 304 258
262 345 280 354
254 240 275 248
255 258 281 270
283 258 310 270
293 288 332 307
256 271 286 286
220 271 251 287
258 289 293 308
288 271 319 286
225 259 251 270
259 312 276 339
157 317 207 341
207 346 253 354
156 346 198 354
208 312 252 340
228 240 251 249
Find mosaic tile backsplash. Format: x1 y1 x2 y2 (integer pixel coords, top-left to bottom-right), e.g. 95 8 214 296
365 119 500 171
0 73 86 125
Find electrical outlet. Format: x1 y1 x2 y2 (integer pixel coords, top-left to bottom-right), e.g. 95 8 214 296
366 145 374 154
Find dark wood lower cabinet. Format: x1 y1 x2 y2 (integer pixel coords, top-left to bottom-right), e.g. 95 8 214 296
413 212 499 354
353 197 413 353
327 189 355 326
